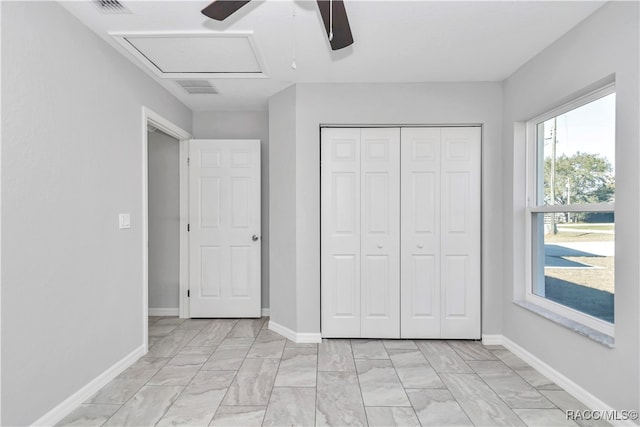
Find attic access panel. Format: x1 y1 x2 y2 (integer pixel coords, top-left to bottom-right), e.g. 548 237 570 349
112 32 267 78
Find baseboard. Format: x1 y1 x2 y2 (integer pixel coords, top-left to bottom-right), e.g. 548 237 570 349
268 320 296 341
261 308 270 317
481 334 504 346
295 332 323 343
268 320 322 344
31 345 145 426
484 335 632 426
148 307 179 316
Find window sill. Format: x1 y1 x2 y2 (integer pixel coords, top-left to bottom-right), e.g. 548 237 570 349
513 300 614 348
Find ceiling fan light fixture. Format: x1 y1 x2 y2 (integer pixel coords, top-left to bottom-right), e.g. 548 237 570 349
200 0 353 51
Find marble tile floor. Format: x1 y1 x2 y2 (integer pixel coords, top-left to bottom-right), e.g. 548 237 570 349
57 317 608 427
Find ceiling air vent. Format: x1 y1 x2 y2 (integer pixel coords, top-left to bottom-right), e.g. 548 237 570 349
177 80 218 95
93 0 130 14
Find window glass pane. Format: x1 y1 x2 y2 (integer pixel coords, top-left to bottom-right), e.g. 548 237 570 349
537 93 615 206
533 212 614 323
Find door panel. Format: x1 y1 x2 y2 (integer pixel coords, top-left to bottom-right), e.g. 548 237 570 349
360 128 400 338
363 255 390 315
189 139 261 318
333 254 358 316
410 255 436 316
334 173 357 233
231 245 252 297
321 128 361 337
231 178 251 228
200 177 221 228
200 246 221 297
443 255 469 316
440 127 481 338
411 172 436 233
364 173 390 233
443 172 470 233
400 128 441 338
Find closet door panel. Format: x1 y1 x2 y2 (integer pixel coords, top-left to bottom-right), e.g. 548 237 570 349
400 128 441 338
321 128 362 337
440 127 481 339
360 128 400 338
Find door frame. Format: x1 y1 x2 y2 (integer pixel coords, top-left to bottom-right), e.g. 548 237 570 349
142 106 191 353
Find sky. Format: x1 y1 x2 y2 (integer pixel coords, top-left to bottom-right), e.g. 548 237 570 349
541 93 616 170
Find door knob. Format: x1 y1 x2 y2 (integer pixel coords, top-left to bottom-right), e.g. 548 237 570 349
377 244 383 249
417 244 424 249
252 235 259 241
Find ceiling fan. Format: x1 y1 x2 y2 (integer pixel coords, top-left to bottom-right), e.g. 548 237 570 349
201 0 354 51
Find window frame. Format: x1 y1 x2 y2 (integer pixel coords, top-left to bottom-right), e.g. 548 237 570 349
524 84 615 337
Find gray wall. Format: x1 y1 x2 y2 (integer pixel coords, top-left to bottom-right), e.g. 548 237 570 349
268 87 298 330
192 111 270 310
501 2 639 410
148 130 180 310
269 82 503 334
1 2 191 425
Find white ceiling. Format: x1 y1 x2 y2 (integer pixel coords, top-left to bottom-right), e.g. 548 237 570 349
60 0 606 112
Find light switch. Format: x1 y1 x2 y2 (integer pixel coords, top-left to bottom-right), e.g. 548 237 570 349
119 213 131 229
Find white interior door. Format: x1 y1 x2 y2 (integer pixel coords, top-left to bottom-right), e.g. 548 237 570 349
400 128 442 338
360 128 400 338
189 139 261 318
440 127 481 338
321 128 361 337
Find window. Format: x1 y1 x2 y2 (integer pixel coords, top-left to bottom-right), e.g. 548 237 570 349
526 85 615 336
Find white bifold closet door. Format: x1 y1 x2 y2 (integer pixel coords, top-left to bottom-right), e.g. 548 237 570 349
400 127 481 339
321 128 400 338
321 126 480 339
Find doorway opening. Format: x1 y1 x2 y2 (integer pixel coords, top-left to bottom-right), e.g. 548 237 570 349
148 125 180 317
142 106 191 352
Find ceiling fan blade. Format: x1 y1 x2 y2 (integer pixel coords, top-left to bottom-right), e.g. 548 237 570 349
316 0 354 50
201 0 251 21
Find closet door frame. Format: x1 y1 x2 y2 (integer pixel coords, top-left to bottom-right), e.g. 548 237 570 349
320 125 482 339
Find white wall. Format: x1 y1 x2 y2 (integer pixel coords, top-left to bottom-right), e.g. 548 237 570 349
1 2 192 425
269 82 503 334
148 129 180 311
268 87 298 330
193 111 270 310
501 2 639 410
